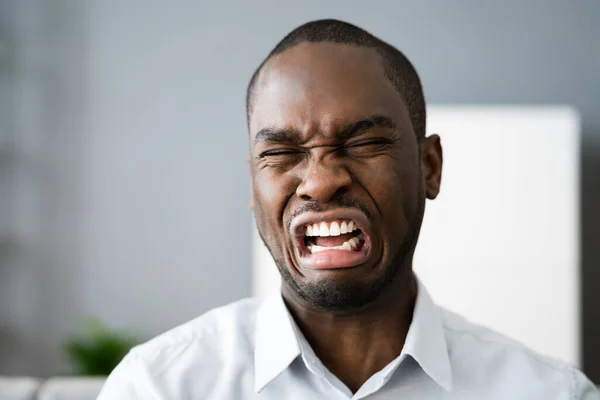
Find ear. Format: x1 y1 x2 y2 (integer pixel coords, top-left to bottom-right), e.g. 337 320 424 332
247 154 255 210
420 134 443 200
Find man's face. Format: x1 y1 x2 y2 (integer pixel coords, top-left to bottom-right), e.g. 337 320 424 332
249 42 440 311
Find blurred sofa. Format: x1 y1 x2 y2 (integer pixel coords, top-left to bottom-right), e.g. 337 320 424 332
0 377 105 400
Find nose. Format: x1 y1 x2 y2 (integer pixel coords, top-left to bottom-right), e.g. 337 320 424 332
296 157 352 203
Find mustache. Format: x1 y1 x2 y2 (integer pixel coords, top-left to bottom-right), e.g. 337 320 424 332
286 197 374 230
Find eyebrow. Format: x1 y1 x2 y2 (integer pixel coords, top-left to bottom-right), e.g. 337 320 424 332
339 115 396 141
253 114 396 145
253 127 302 145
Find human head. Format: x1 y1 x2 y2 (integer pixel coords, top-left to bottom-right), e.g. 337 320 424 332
247 19 442 311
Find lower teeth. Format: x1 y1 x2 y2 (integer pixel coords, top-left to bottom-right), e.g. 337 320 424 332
308 233 364 254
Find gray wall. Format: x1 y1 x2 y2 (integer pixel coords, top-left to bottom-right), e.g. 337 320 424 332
1 0 599 381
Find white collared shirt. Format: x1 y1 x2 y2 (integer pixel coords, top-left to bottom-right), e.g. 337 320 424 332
98 281 599 399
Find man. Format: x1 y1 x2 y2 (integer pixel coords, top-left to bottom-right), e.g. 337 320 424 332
99 19 599 399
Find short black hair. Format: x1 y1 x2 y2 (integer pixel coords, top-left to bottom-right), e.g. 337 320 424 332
246 19 426 138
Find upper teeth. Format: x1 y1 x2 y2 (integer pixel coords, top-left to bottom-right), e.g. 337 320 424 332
305 220 358 237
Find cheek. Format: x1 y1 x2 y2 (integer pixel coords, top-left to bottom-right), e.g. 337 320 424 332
358 155 421 228
253 170 296 237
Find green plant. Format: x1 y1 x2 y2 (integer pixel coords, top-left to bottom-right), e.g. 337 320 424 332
64 318 139 376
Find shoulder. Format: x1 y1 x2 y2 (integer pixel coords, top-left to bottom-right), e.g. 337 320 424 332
117 297 261 382
98 298 261 399
129 297 261 364
440 308 599 399
440 307 566 368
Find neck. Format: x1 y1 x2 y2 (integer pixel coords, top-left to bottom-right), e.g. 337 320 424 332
282 268 417 394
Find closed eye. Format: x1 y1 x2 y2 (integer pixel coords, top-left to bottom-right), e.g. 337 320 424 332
345 139 394 150
351 138 393 146
258 149 304 159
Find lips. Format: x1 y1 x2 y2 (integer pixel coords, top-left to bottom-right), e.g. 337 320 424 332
290 209 372 270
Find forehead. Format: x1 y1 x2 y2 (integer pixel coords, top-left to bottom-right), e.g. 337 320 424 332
249 42 409 138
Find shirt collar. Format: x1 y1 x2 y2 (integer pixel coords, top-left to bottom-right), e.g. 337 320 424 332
401 279 453 391
254 290 302 392
253 278 453 393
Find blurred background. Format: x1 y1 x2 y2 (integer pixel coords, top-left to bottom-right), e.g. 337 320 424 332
0 0 598 386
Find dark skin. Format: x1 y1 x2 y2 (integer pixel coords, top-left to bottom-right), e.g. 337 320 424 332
249 42 443 393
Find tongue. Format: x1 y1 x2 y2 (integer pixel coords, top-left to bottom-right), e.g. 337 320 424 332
314 232 358 247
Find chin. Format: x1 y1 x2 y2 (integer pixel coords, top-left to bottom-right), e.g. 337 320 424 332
280 255 399 312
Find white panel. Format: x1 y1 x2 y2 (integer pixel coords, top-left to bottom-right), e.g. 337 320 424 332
415 106 580 365
252 106 580 365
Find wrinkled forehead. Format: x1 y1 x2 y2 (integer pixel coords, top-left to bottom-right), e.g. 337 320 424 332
249 42 409 139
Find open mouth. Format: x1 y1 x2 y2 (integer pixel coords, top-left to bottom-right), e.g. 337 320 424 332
304 220 365 253
290 210 372 270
